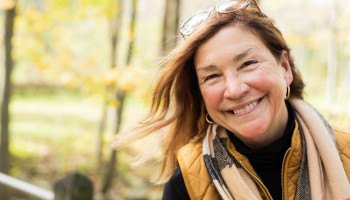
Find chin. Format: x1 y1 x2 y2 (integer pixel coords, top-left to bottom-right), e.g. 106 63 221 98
234 121 270 141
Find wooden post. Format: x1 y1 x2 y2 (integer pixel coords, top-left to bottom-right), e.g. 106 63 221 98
53 172 93 200
1 1 17 198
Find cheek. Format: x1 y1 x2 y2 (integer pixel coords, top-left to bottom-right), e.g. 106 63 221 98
246 71 272 91
253 71 286 107
251 69 286 93
200 86 223 109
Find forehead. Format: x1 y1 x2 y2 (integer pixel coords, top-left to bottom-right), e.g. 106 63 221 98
194 23 267 65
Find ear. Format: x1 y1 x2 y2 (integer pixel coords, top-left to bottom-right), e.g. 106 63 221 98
280 50 293 85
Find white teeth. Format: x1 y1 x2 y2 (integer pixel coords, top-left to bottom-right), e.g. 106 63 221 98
232 101 258 115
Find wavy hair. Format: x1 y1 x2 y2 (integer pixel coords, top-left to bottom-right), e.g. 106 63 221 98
113 11 305 183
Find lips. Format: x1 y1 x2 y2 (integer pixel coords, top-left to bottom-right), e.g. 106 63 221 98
229 97 262 116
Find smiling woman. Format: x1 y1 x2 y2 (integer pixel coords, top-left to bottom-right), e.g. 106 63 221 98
195 24 293 149
113 0 350 199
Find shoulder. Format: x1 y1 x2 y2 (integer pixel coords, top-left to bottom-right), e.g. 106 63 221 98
177 140 206 188
177 140 205 191
177 140 203 164
334 128 350 150
177 140 220 200
334 129 350 180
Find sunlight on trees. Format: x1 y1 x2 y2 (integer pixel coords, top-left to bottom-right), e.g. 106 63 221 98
0 0 349 199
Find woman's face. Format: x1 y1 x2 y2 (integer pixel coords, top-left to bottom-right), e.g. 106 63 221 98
194 24 293 149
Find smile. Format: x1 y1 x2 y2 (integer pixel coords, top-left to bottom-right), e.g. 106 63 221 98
231 98 262 115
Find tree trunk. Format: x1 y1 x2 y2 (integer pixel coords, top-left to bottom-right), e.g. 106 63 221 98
125 0 137 66
0 1 16 198
101 0 138 194
339 59 350 96
326 31 337 104
161 0 181 54
96 0 124 169
109 0 124 69
326 0 338 104
96 101 107 168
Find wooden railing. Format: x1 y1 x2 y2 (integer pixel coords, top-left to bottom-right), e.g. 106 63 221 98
0 172 54 200
0 171 93 200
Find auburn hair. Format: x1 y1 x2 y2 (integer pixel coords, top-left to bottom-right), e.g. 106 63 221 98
113 11 305 183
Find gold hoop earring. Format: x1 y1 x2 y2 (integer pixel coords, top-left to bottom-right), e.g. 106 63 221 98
286 86 290 99
206 114 214 124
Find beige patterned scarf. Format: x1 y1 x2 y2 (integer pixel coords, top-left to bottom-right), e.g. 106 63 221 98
202 99 350 200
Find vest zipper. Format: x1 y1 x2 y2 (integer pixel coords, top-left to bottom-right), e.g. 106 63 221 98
238 160 274 200
281 148 291 200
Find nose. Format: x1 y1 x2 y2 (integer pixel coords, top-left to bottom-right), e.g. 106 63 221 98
224 75 249 99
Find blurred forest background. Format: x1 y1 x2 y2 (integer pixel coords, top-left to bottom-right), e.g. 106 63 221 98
0 0 349 199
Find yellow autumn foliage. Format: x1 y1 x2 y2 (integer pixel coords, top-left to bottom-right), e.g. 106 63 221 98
0 0 16 10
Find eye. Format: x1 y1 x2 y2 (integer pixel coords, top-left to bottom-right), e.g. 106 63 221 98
204 73 221 82
242 60 259 68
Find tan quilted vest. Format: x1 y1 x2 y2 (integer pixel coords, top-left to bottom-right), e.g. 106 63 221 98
177 127 350 200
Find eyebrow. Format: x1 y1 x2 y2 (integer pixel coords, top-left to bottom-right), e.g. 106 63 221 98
196 47 258 72
197 64 218 72
233 48 257 63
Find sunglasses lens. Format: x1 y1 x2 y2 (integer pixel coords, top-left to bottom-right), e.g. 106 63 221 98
180 11 210 36
217 0 250 13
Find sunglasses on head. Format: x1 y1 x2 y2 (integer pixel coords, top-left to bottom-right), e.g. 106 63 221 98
180 0 264 38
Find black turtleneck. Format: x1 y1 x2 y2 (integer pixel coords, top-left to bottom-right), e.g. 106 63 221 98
163 101 295 200
228 101 295 200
